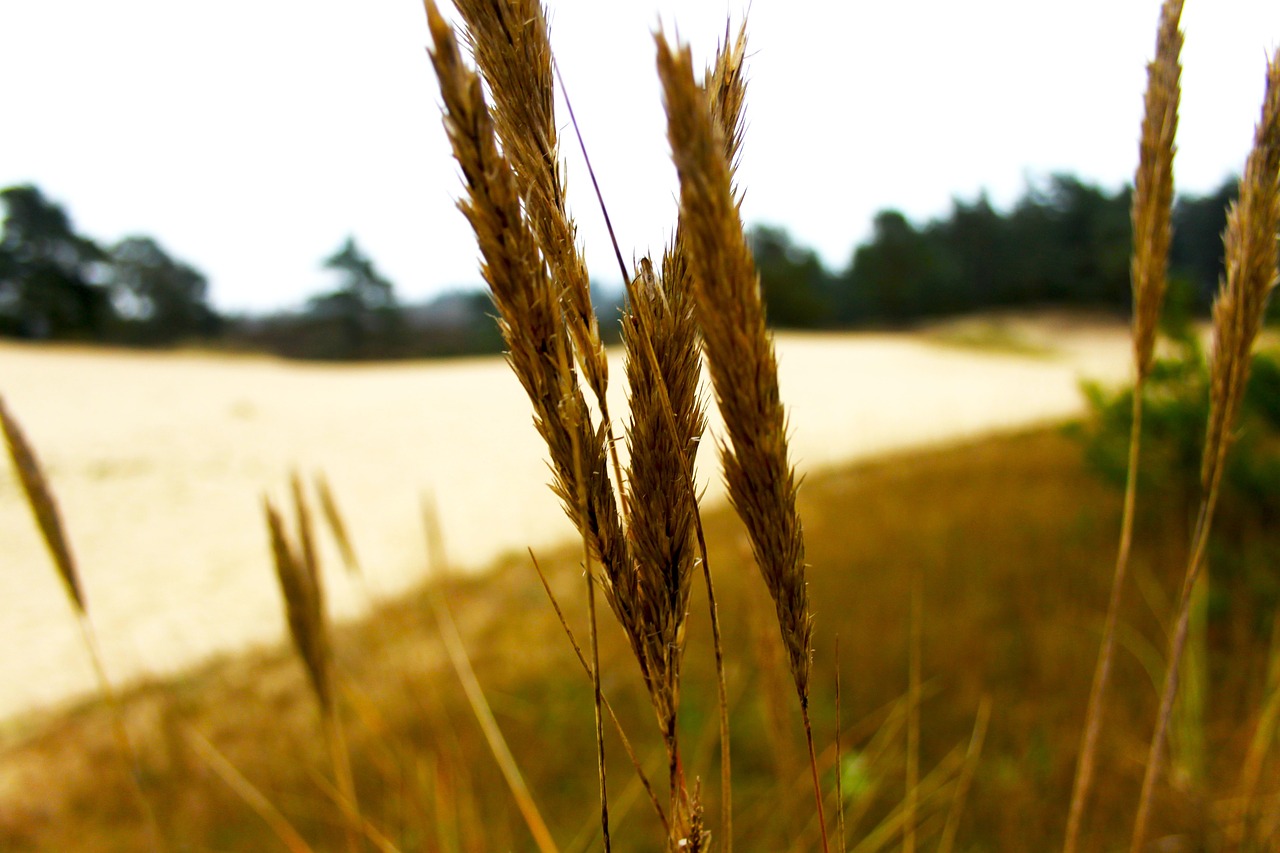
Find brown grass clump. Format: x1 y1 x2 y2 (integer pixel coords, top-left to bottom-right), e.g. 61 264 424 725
424 3 725 846
621 256 707 812
1063 2 1183 849
655 34 811 711
264 477 360 853
425 2 811 847
1130 46 1280 852
1 395 166 851
1130 0 1184 386
0 395 84 612
450 0 609 410
655 30 827 851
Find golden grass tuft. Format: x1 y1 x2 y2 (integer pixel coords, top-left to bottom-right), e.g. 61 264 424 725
424 0 628 609
265 490 329 711
264 478 360 853
1064 3 1184 849
655 30 811 716
621 256 706 711
0 395 84 613
620 254 708 834
12 3 1280 851
656 30 826 851
1130 0 1184 385
1130 45 1280 853
427 4 753 847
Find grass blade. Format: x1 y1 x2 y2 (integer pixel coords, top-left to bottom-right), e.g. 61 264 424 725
1 394 84 612
1064 4 1183 848
185 727 317 853
421 495 559 853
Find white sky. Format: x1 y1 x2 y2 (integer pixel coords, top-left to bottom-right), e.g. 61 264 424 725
2 1 1277 313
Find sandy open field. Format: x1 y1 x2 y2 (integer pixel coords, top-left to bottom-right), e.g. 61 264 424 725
0 315 1133 724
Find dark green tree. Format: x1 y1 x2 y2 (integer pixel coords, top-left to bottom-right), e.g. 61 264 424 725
839 210 950 323
1169 177 1237 310
1077 332 1280 626
1044 175 1131 306
999 176 1130 307
306 236 402 358
0 185 112 339
107 236 218 343
748 224 833 327
316 236 395 312
928 194 1011 310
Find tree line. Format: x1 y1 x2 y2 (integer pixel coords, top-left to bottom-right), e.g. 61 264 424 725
0 184 501 359
0 185 219 344
0 175 1247 359
752 173 1240 328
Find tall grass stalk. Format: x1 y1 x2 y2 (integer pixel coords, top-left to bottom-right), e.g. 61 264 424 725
668 27 751 845
265 479 361 853
315 472 363 579
1131 47 1280 853
938 698 992 853
425 2 751 847
555 58 726 841
440 14 629 824
0 396 166 852
655 31 828 853
835 638 846 853
1063 2 1183 848
184 727 317 853
567 349 613 852
1230 613 1280 842
529 550 671 833
420 496 560 853
905 571 922 853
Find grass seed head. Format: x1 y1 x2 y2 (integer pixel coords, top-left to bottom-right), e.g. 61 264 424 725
622 255 707 737
1203 49 1280 491
426 0 632 634
1131 0 1183 382
0 396 85 614
656 32 813 701
452 0 609 405
265 496 332 712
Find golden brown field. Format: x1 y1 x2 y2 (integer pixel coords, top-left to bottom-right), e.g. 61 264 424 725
4 0 1278 847
0 315 1130 726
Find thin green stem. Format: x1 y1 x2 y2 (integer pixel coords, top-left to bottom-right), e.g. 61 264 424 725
1130 490 1219 853
78 613 166 852
1064 385 1145 852
802 702 831 853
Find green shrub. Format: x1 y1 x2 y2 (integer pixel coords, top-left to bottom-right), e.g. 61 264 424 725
1075 328 1280 625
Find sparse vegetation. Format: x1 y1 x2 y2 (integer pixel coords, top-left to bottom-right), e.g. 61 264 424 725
1 1 1279 851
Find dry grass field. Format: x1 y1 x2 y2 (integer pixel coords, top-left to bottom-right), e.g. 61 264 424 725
0 317 1130 727
3 0 1277 847
1 421 1275 851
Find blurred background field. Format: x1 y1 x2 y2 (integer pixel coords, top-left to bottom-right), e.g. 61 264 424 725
3 407 1278 850
0 316 1131 724
3 2 1279 848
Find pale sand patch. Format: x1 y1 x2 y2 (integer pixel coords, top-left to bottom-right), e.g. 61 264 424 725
0 318 1132 724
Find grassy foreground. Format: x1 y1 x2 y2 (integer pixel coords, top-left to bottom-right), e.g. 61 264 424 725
1 425 1274 851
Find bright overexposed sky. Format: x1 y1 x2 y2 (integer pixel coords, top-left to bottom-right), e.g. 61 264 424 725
2 1 1277 313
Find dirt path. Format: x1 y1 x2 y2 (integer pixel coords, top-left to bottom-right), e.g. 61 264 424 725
0 315 1132 724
